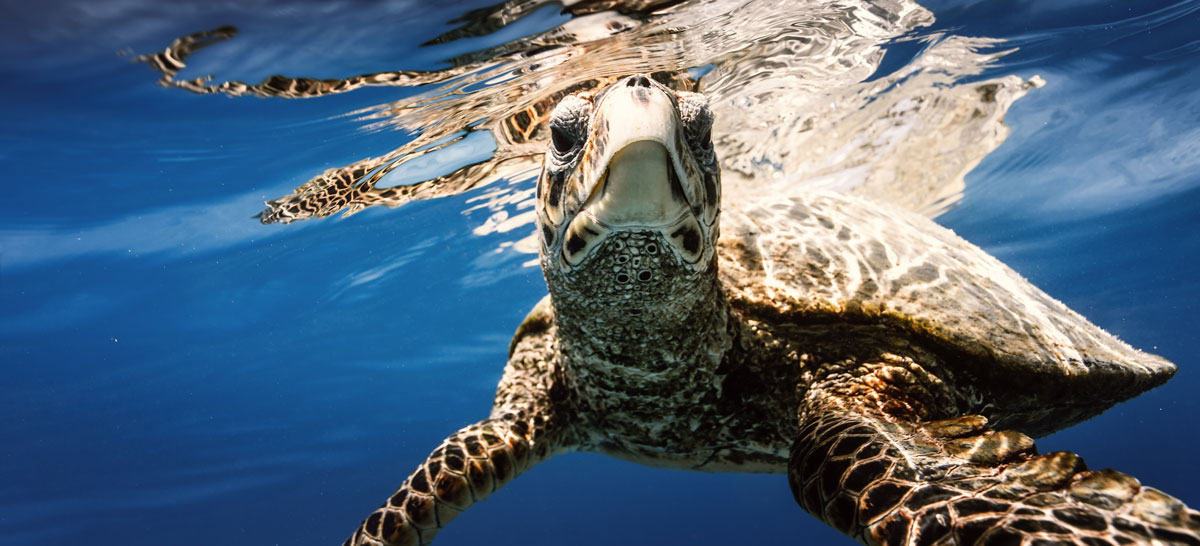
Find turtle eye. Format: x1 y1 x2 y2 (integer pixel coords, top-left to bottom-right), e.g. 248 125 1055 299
551 125 575 154
676 91 714 155
547 93 591 158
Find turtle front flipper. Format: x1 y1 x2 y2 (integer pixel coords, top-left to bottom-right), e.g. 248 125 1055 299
346 411 566 546
347 297 570 546
789 399 1200 545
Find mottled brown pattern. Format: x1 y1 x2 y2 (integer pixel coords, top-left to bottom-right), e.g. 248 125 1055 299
790 397 1200 545
719 191 1174 436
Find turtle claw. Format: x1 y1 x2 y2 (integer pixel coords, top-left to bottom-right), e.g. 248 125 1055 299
942 428 1035 465
921 414 989 439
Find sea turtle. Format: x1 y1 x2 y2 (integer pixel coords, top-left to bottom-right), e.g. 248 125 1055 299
343 75 1199 546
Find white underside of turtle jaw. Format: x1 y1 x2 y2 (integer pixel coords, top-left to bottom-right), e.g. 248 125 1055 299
580 83 701 222
584 140 690 229
556 81 709 269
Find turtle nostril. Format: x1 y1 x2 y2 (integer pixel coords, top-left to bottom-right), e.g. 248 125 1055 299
627 75 652 88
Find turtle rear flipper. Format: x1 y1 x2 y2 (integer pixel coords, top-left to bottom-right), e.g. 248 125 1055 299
789 397 1200 545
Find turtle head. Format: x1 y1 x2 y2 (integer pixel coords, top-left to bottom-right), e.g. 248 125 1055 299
536 75 721 318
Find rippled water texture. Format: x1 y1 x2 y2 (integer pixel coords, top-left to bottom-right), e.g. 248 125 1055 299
1 0 1198 544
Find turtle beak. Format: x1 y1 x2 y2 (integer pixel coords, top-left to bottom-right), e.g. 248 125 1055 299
576 76 697 229
555 76 710 268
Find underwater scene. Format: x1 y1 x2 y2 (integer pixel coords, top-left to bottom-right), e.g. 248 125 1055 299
1 0 1198 544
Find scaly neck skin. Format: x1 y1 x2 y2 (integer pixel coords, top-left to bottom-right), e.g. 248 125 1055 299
542 230 732 450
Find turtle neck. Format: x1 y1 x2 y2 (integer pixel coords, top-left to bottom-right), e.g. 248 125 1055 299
542 229 732 451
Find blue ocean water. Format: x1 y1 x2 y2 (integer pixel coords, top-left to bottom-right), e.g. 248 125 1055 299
1 1 1197 545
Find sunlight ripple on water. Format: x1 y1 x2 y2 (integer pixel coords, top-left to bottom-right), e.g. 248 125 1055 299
134 0 1040 243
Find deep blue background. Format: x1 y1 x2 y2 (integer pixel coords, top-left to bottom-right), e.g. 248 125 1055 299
1 1 1197 544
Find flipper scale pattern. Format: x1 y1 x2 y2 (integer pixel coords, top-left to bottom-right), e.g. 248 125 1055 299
790 406 1200 545
345 413 561 546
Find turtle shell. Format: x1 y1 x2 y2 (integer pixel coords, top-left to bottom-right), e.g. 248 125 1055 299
719 190 1175 436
